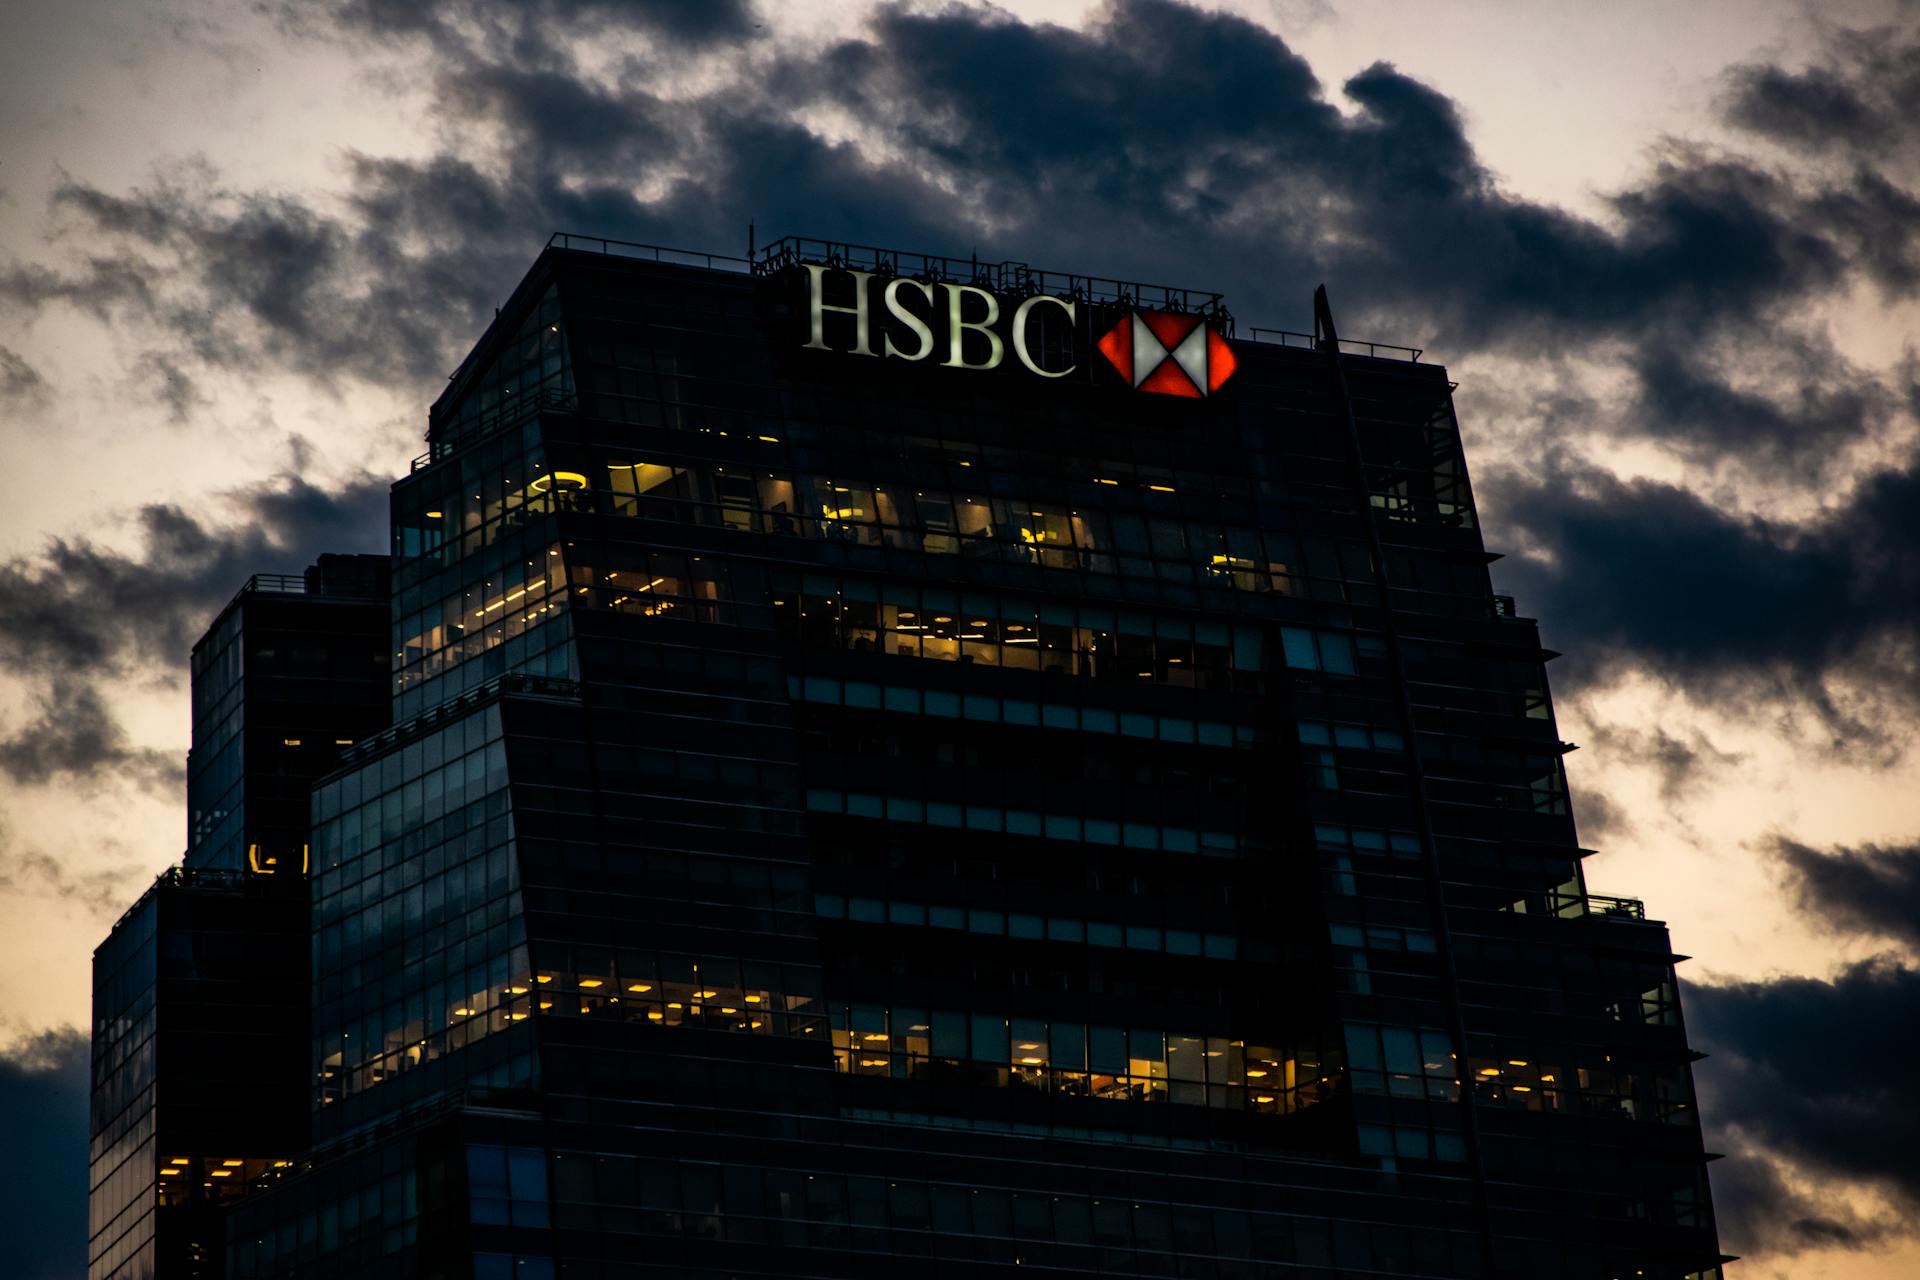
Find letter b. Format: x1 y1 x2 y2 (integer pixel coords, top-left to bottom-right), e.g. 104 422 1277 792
942 283 1004 370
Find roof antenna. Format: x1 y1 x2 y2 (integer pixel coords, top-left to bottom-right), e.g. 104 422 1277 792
748 221 756 261
1313 284 1338 350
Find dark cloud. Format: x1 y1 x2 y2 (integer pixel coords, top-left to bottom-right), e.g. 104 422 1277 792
0 682 179 797
1584 722 1744 803
0 465 387 681
5 0 1907 426
1569 785 1632 848
0 344 48 406
1773 836 1920 948
0 252 154 319
129 349 206 426
320 0 758 50
1690 960 1920 1251
1705 1138 1898 1258
0 820 147 920
1488 449 1920 728
0 1027 89 1280
0 460 386 793
1723 27 1920 163
1620 327 1913 481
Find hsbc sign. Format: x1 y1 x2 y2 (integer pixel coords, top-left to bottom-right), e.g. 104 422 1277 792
1094 310 1237 398
796 263 1237 398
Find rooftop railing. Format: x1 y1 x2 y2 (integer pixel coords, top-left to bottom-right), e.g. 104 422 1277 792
1504 888 1652 923
546 233 752 273
1245 326 1423 362
417 385 578 471
753 234 1231 318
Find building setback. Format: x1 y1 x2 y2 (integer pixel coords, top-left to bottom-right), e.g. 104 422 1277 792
89 559 391 1280
93 235 1726 1279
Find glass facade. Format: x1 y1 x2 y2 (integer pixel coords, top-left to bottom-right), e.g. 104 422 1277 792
101 237 1725 1279
90 561 392 1280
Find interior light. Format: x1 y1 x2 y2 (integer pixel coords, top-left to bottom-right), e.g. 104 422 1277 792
160 1168 181 1176
695 989 718 999
536 975 553 984
282 738 302 747
211 1170 233 1178
505 986 528 995
1479 1067 1501 1076
647 1011 664 1021
578 979 604 989
1147 484 1175 492
720 1007 738 1015
743 994 761 1003
169 1158 190 1166
426 510 443 518
758 435 780 443
1095 478 1118 486
509 1012 528 1021
539 1001 553 1010
222 1160 244 1167
1246 1069 1268 1078
862 1032 888 1042
667 1002 683 1010
452 1008 473 1017
933 615 952 623
1253 1095 1275 1104
1019 1057 1044 1065
627 983 653 993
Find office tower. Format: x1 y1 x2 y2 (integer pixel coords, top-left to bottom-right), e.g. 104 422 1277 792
105 234 1724 1279
187 555 393 873
89 561 391 1280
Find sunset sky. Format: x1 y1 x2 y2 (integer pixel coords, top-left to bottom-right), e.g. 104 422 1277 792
2 2 1917 1275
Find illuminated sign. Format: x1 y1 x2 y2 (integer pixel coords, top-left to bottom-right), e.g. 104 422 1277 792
1095 310 1238 399
796 264 1235 396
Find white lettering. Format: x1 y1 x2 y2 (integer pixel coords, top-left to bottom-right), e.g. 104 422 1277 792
941 283 1004 370
1011 294 1077 378
883 279 936 361
804 264 875 356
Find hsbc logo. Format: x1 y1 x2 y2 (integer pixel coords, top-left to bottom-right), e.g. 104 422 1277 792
1095 310 1238 398
793 262 1237 398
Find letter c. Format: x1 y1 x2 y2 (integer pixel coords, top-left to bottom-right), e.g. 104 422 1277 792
1011 294 1077 378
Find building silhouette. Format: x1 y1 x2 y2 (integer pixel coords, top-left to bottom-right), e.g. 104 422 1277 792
90 236 1726 1279
89 559 391 1280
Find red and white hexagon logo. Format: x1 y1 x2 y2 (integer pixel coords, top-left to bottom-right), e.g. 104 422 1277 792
1095 310 1238 397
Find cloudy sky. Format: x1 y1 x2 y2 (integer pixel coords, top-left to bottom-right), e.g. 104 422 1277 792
2 0 1917 1274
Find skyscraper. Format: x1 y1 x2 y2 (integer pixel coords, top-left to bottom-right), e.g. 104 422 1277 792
95 234 1726 1279
90 560 391 1280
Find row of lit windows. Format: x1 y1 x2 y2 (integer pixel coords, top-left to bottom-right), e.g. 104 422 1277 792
155 1155 288 1207
409 454 1385 600
776 582 1266 691
1464 1055 1695 1125
392 545 570 692
824 1004 1336 1117
318 983 829 1105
